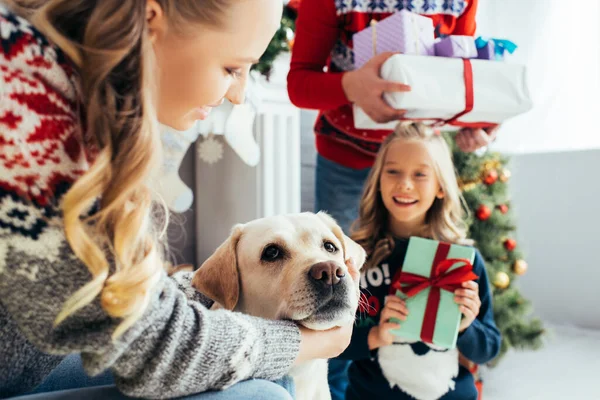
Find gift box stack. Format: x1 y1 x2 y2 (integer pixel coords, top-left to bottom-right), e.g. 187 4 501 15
352 10 531 130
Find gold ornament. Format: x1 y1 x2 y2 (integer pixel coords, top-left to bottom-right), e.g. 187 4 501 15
482 159 502 173
494 271 510 289
460 182 479 192
500 168 511 183
513 259 528 275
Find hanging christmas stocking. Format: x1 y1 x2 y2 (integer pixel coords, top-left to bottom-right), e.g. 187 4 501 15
224 103 260 166
157 124 200 213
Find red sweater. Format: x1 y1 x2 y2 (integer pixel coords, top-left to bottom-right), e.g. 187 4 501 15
287 0 478 169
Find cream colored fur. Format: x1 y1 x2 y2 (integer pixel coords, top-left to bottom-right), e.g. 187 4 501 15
192 212 366 400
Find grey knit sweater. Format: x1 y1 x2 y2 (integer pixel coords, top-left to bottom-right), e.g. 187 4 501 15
0 5 300 399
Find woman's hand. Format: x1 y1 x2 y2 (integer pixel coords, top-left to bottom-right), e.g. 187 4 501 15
342 52 411 123
455 281 481 332
294 258 361 365
455 126 499 152
295 323 354 365
367 295 408 350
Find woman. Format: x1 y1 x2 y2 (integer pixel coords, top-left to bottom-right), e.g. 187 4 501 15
0 1 354 399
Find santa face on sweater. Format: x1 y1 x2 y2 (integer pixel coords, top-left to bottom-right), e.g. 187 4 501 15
378 339 459 400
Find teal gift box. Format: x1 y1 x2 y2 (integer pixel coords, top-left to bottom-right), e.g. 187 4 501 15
390 237 478 349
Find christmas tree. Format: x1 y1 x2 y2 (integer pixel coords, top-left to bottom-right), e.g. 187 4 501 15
445 132 545 363
251 4 297 79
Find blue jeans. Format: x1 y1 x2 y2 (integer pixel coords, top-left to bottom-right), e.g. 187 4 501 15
14 354 294 400
314 155 371 400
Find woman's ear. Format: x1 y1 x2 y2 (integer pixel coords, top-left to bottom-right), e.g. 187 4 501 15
436 188 445 199
146 0 165 44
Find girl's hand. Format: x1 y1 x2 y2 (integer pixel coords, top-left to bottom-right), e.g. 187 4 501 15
368 295 408 350
342 52 411 123
455 126 499 152
455 281 481 332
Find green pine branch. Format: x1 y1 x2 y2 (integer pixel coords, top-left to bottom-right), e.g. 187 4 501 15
251 6 297 79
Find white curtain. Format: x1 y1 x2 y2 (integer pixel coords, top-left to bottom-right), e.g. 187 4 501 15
477 0 600 154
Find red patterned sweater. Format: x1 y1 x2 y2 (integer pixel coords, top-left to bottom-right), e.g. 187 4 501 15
0 5 300 398
287 0 478 169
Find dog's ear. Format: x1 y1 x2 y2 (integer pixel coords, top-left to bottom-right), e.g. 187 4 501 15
192 224 244 310
316 211 367 271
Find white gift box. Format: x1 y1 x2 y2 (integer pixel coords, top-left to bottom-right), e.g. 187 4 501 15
354 54 532 130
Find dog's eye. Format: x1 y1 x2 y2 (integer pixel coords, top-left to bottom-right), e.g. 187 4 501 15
261 245 283 262
324 241 338 253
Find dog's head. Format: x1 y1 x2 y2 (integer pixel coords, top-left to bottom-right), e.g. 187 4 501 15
192 212 366 330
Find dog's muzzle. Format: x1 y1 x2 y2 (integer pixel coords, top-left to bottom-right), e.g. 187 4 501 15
308 261 346 288
303 261 354 322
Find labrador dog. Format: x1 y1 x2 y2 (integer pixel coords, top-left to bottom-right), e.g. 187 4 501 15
192 211 366 400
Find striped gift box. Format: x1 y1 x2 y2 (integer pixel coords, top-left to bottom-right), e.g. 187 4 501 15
353 10 435 69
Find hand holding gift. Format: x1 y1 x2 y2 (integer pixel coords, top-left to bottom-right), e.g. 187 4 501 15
455 126 498 152
368 295 409 350
342 52 411 124
351 10 530 131
455 280 481 332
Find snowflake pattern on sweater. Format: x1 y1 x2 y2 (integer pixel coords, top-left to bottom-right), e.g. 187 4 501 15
0 4 88 240
334 0 466 16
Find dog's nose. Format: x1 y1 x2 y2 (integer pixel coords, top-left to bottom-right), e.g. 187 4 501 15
309 261 345 286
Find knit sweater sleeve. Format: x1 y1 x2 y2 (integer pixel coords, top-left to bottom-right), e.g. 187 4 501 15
456 250 501 364
169 270 215 309
0 7 300 399
453 0 478 35
286 0 350 110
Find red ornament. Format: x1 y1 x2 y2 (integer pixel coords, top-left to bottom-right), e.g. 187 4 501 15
483 169 498 185
504 238 517 251
287 0 302 11
498 204 509 214
476 205 492 221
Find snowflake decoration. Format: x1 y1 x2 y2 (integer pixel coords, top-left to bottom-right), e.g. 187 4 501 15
197 135 224 165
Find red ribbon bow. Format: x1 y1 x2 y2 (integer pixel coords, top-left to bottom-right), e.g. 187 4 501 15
392 257 479 344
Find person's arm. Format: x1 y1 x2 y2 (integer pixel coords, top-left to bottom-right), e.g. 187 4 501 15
169 270 214 308
0 67 300 400
456 250 502 364
0 223 301 399
452 0 478 36
286 0 349 110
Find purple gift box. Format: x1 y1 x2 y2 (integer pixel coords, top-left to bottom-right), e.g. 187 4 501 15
476 41 496 60
353 10 435 69
434 35 477 58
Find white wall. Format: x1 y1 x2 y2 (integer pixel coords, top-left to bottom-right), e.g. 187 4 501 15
508 149 600 329
477 0 600 154
473 0 600 328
